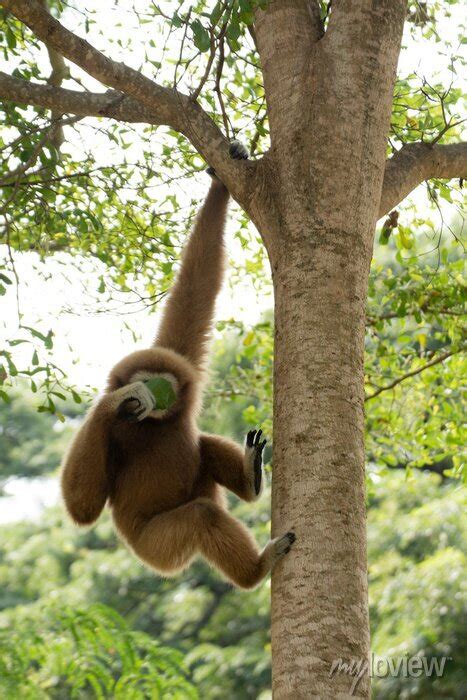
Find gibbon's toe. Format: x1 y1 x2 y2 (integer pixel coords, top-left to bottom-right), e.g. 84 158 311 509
229 139 249 160
273 531 296 560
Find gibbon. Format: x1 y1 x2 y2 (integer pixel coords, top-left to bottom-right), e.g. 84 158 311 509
61 142 295 589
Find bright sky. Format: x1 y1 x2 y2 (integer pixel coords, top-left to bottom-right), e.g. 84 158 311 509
0 3 465 522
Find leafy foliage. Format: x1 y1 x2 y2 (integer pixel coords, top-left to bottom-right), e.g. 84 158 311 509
0 603 197 699
0 385 80 486
368 472 466 699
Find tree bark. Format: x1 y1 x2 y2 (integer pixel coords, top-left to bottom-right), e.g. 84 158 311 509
251 157 380 696
270 227 370 698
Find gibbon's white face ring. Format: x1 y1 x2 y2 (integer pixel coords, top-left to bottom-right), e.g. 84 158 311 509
129 371 179 418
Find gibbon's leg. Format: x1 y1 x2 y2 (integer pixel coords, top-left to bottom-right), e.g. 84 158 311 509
199 430 266 502
61 382 154 525
154 142 248 370
132 498 295 589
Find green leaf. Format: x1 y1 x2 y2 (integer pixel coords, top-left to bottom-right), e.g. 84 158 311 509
5 27 16 49
191 19 211 52
172 12 183 28
71 390 82 404
0 389 10 403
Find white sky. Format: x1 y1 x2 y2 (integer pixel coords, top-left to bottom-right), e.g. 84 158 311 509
0 3 465 522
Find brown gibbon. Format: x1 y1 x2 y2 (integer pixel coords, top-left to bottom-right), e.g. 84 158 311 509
61 142 295 589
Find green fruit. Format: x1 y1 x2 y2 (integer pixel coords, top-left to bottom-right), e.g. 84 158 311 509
144 377 177 410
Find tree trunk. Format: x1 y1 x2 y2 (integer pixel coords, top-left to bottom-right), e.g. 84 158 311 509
249 80 398 691
250 93 396 694
270 219 371 698
247 4 407 696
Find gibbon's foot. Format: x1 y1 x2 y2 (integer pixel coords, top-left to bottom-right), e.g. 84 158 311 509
245 429 267 498
206 139 249 179
272 531 296 563
115 381 154 422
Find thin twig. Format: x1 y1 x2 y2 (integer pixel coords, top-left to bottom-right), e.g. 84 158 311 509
214 35 231 138
190 2 232 103
365 347 463 401
0 116 80 187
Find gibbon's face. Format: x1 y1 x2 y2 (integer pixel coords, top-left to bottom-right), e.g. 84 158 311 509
107 347 199 420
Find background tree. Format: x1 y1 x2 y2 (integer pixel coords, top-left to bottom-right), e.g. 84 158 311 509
0 1 465 697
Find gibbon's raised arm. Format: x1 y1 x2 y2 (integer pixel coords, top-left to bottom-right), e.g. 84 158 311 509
154 178 230 369
61 395 115 525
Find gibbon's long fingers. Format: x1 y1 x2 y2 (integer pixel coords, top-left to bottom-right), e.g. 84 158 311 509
154 179 230 369
131 498 272 589
199 433 260 502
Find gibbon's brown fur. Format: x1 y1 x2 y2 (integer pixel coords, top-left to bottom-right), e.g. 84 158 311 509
61 169 295 589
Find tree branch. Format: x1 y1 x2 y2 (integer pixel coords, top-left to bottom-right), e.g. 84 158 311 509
39 0 69 148
387 456 454 480
0 71 169 124
365 347 463 401
0 0 253 204
379 142 467 218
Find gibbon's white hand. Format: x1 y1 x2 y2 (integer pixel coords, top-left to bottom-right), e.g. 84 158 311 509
114 381 155 422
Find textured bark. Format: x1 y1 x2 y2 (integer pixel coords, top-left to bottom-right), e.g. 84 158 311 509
2 0 467 697
271 234 369 699
379 142 467 218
